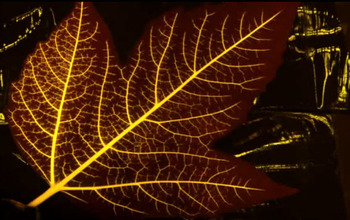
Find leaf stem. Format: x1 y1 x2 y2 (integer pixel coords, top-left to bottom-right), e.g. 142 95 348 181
27 183 63 207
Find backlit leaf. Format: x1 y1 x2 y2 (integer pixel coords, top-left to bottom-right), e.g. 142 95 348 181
6 2 299 219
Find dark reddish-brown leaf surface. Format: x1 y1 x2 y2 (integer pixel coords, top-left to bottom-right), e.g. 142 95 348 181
6 2 299 219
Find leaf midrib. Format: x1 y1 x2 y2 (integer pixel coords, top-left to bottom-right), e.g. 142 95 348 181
62 180 265 192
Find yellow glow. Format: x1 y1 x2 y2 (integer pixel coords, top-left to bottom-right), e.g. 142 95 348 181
0 7 42 53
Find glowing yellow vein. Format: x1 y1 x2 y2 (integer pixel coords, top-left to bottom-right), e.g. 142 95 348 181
50 2 84 185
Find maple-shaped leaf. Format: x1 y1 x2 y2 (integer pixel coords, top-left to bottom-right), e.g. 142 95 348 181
6 2 299 219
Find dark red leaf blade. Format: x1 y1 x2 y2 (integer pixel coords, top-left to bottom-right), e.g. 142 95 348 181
6 2 299 219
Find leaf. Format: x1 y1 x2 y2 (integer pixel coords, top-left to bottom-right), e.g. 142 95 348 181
6 2 299 219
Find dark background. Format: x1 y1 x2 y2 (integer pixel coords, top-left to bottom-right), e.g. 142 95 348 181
327 2 350 219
